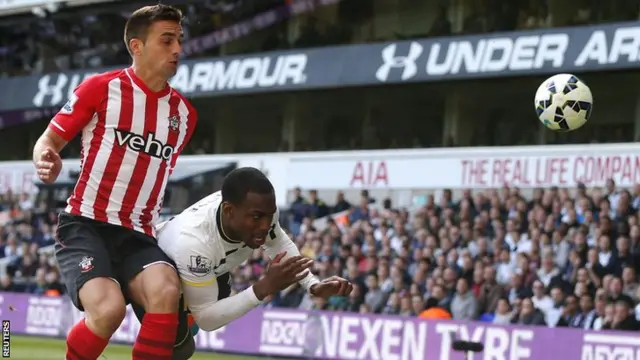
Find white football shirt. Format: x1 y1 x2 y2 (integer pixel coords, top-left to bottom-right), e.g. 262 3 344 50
156 191 318 330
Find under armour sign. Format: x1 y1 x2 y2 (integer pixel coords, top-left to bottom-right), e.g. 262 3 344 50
376 42 424 81
375 34 570 82
1 21 639 112
374 24 640 82
32 72 98 108
170 53 308 93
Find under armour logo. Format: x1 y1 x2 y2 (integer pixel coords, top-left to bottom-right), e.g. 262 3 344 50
375 42 424 82
32 72 97 108
33 74 69 107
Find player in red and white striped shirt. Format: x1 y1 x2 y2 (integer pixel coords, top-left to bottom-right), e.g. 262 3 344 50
32 5 196 360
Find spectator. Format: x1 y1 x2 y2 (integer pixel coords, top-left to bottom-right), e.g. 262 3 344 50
575 293 598 329
591 290 608 330
349 197 371 223
450 277 477 320
507 272 533 303
478 266 505 314
596 235 619 275
537 250 560 288
399 294 415 316
289 187 309 235
342 283 363 312
609 276 634 305
308 190 330 219
512 297 546 326
364 273 386 313
382 292 400 315
622 267 639 301
0 275 16 292
332 191 351 213
597 302 617 330
418 297 451 320
612 300 640 331
492 297 513 325
557 295 580 327
531 280 553 321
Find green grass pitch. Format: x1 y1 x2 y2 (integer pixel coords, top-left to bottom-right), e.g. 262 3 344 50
8 335 288 360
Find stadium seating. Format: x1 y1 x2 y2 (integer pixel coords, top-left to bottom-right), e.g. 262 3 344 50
2 182 639 331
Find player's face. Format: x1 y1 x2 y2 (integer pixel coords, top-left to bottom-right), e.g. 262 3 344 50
228 192 277 249
142 20 182 79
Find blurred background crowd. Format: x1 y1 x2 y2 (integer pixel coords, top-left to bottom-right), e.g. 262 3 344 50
266 182 640 331
3 180 640 331
3 0 640 161
1 0 638 77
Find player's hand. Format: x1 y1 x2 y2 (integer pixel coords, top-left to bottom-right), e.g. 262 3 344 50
309 276 353 300
254 252 313 300
35 148 62 184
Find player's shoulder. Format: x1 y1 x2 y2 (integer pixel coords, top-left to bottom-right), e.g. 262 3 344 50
73 69 126 102
169 87 198 117
175 192 221 225
184 191 222 213
80 69 125 87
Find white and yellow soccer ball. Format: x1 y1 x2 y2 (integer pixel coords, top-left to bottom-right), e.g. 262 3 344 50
534 73 593 132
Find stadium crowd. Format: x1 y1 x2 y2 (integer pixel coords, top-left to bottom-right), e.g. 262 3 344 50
1 0 638 76
276 183 640 332
2 180 640 332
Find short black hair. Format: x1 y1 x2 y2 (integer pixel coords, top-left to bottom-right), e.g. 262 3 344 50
424 297 439 309
221 167 274 204
124 4 183 55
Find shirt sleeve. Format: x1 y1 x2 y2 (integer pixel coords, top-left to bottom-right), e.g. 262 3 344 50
173 229 262 332
48 75 103 142
262 214 320 291
175 97 198 156
171 232 219 310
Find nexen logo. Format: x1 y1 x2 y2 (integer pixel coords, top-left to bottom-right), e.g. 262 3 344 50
170 54 307 93
259 311 308 356
581 333 640 360
114 129 175 161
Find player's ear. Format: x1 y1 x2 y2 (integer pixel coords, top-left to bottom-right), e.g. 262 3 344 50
129 38 143 56
221 201 233 216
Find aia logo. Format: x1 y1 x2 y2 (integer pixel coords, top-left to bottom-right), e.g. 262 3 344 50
79 256 94 273
113 129 176 161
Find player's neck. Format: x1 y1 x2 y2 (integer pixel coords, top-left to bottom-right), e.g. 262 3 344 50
219 212 241 243
131 64 168 93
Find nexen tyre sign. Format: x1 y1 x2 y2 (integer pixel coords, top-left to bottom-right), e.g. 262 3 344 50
1 21 639 111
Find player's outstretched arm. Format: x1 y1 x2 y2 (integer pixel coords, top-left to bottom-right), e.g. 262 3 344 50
263 219 354 300
185 253 313 331
169 230 261 332
186 280 261 332
262 219 320 291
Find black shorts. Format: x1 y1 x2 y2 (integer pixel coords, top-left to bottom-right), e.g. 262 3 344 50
55 212 175 311
131 272 233 347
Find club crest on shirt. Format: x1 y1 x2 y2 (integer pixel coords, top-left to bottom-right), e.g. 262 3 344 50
168 115 181 132
188 255 212 277
79 256 94 273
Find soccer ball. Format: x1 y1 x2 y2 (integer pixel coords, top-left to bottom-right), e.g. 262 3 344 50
534 73 593 132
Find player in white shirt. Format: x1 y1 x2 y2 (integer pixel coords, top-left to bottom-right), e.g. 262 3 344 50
132 167 353 359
